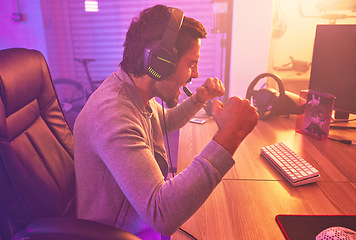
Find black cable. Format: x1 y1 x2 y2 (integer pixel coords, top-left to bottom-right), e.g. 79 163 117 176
329 118 356 130
328 137 355 145
161 99 198 240
329 125 356 130
179 227 198 240
161 99 175 177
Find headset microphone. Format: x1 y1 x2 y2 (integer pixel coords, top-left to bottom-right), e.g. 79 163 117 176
183 77 193 97
183 86 192 97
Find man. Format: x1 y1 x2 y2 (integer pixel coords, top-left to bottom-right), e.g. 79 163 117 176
74 4 258 239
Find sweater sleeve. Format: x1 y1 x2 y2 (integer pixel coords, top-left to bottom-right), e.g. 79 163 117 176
129 139 235 236
153 96 203 133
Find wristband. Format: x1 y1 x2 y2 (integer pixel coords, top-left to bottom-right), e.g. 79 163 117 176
192 94 207 107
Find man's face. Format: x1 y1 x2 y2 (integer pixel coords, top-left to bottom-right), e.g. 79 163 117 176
155 39 201 108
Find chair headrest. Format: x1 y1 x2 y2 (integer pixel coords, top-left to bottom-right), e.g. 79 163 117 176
0 97 6 139
0 48 55 117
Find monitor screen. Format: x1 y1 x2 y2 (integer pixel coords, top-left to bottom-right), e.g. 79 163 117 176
309 24 356 119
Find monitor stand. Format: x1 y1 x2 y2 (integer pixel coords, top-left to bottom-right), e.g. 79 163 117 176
331 111 356 129
334 111 349 120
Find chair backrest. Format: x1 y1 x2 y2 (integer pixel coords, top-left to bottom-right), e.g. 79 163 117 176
0 48 75 239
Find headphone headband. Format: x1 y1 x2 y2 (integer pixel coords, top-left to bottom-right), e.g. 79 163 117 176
161 8 184 52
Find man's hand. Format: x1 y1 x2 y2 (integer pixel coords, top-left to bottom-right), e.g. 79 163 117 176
211 97 259 156
194 77 225 103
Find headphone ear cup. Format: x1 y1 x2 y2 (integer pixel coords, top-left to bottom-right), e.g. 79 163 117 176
144 42 177 81
143 41 158 74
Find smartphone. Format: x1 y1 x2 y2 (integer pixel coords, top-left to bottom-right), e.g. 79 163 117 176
190 118 207 124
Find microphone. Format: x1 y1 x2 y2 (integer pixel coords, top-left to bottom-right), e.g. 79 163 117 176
183 86 192 97
183 77 193 97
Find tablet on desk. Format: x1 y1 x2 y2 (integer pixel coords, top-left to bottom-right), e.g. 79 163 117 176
276 214 356 240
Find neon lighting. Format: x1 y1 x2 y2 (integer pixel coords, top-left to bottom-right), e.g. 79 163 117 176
157 56 171 64
85 1 99 12
148 66 161 79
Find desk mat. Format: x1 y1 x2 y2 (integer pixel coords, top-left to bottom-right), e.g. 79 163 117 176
275 215 356 240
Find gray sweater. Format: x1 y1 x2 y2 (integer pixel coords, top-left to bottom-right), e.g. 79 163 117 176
74 67 234 239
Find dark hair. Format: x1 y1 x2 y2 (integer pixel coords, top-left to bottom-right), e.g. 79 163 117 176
120 5 207 77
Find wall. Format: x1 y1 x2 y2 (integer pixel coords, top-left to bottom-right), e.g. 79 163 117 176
0 0 274 99
268 0 356 94
229 0 274 98
0 0 47 58
40 0 77 80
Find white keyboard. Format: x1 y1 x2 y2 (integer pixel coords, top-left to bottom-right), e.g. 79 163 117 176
261 142 320 186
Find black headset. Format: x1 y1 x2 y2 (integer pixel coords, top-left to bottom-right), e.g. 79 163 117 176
143 7 184 81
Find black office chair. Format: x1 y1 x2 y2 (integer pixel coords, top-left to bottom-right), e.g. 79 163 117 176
0 48 140 240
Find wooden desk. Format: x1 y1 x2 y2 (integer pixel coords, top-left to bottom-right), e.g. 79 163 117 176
173 113 356 240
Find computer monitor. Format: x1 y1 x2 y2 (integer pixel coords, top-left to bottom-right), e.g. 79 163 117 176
309 24 356 119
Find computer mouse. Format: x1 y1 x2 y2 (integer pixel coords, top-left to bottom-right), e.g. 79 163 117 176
316 226 356 240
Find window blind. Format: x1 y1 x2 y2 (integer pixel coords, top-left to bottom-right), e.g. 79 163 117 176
66 0 227 99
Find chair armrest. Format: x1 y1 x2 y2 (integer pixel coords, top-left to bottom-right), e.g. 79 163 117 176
25 217 141 240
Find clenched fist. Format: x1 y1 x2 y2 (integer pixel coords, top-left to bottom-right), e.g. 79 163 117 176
211 97 259 156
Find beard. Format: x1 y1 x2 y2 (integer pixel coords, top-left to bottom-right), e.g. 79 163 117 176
162 89 180 108
165 98 178 108
155 80 181 108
